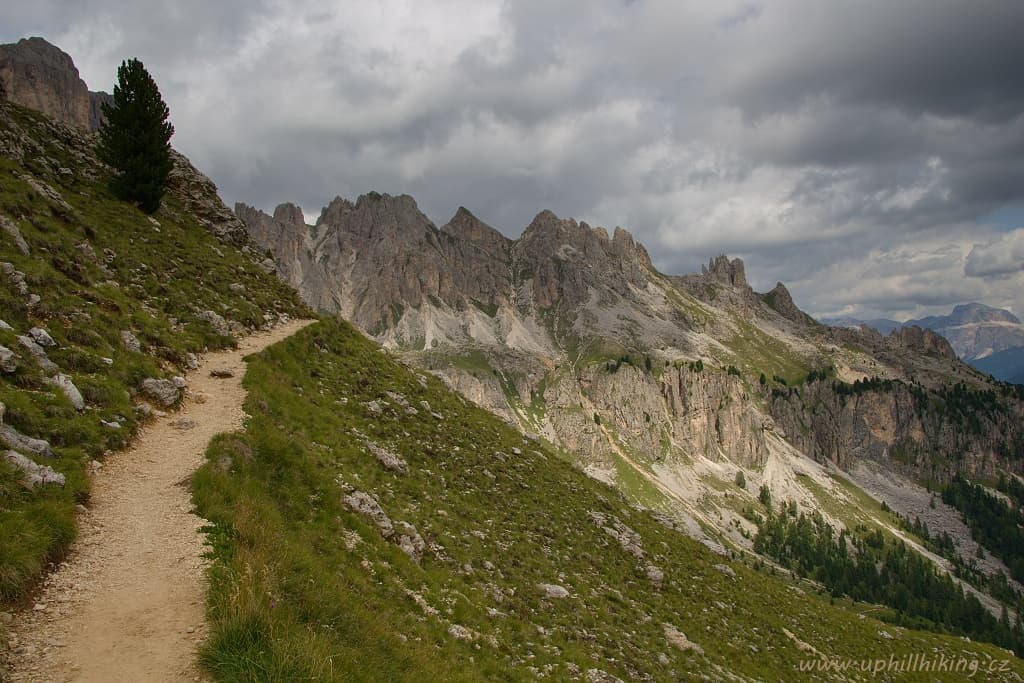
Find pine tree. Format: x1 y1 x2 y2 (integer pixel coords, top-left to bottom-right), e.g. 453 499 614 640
97 59 174 214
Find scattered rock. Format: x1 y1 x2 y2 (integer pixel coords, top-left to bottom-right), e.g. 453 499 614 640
395 521 425 562
782 627 819 655
209 367 235 378
45 373 85 410
645 564 665 589
197 309 231 336
228 282 246 294
120 330 141 353
589 511 645 558
585 669 625 683
16 335 58 374
0 215 29 255
448 624 475 641
170 418 196 430
0 345 16 372
140 377 183 407
366 400 383 417
878 630 894 640
365 439 407 473
663 623 703 655
385 391 410 408
28 326 56 347
1 262 27 295
4 450 65 487
538 583 570 599
100 419 121 430
184 352 199 370
713 563 736 579
0 424 54 457
341 490 394 538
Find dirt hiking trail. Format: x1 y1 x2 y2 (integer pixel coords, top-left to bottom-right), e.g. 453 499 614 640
6 319 314 682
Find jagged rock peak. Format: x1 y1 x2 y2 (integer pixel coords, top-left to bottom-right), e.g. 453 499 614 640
519 210 653 268
273 202 307 227
0 37 109 131
763 282 815 326
703 255 747 289
443 206 508 243
889 325 957 360
612 226 653 269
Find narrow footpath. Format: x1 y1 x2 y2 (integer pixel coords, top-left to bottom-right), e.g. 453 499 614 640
7 319 314 682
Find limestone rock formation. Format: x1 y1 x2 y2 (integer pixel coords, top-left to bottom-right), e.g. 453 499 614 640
889 325 957 361
702 254 747 288
0 38 95 130
763 282 817 326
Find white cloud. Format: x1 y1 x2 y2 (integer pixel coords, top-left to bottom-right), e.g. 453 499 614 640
965 229 1024 278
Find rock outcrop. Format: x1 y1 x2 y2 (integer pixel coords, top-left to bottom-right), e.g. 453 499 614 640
702 254 747 288
763 282 817 326
0 37 109 131
889 325 957 361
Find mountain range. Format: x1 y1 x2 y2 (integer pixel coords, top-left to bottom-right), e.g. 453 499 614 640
823 303 1024 383
4 37 1024 680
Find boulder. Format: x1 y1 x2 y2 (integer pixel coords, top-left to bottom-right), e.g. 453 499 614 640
0 215 29 255
395 521 425 562
16 335 58 373
197 309 231 336
537 583 570 599
645 564 665 589
0 425 54 458
366 440 407 473
341 490 394 538
140 377 183 407
663 623 703 655
120 330 141 353
4 450 64 487
45 373 84 410
0 345 16 372
27 327 56 347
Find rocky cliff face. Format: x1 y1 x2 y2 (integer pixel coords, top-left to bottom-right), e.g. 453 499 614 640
770 377 1024 480
888 325 958 361
0 38 110 131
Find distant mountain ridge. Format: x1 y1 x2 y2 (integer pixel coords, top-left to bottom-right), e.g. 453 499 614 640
823 302 1024 383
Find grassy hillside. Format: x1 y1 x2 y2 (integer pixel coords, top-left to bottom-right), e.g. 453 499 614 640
193 318 1023 681
0 102 310 604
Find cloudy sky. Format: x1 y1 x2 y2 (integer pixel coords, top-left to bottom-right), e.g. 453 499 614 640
5 0 1024 320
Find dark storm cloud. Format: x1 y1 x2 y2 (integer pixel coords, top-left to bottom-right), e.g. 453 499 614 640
723 1 1024 123
3 0 1024 318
